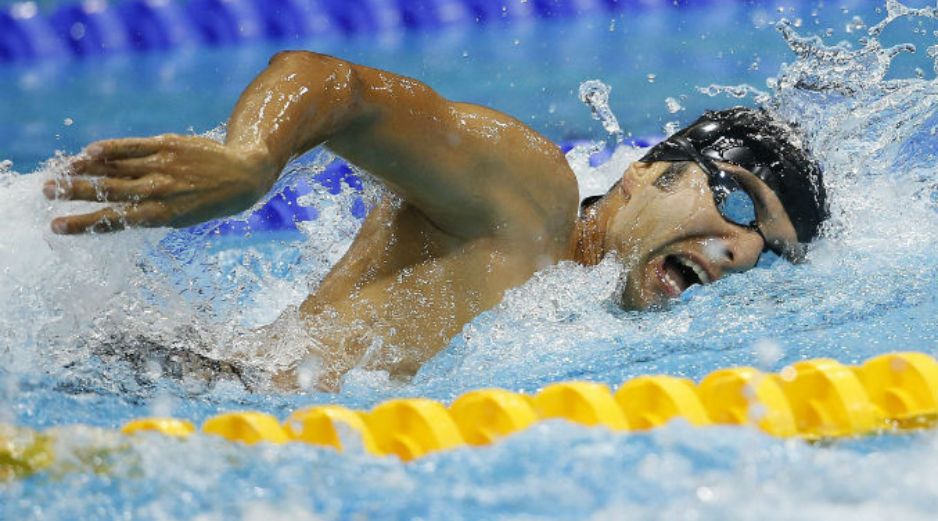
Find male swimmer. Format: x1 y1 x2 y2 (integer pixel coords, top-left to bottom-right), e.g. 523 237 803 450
43 51 827 391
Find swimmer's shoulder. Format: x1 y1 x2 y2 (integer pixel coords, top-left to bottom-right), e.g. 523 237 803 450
449 101 580 238
275 51 579 241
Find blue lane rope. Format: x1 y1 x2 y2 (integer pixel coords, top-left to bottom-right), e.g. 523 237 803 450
1 0 697 63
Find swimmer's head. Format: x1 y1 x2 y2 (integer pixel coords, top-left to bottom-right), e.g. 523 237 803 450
581 106 828 309
641 107 828 248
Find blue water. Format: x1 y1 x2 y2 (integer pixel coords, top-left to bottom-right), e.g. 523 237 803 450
3 1 938 519
6 0 933 171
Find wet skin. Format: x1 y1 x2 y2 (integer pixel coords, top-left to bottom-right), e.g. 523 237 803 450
44 51 798 391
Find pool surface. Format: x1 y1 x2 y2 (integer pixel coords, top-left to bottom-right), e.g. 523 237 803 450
2 0 938 519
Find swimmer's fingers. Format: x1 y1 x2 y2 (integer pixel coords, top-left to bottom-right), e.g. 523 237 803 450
43 175 173 203
68 156 161 179
50 207 125 234
50 203 166 235
84 136 175 161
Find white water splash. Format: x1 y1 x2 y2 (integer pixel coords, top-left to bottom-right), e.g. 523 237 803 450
697 83 772 103
0 145 367 392
578 79 624 142
867 0 938 37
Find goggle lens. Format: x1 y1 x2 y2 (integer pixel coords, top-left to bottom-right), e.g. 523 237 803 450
714 184 757 227
703 158 759 228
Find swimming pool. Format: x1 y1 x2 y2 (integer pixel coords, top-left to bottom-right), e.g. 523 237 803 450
2 0 938 519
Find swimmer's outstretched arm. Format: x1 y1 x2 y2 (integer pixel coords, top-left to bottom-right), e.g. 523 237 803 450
47 51 577 239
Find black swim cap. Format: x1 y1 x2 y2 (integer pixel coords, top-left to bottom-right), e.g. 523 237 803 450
640 107 828 244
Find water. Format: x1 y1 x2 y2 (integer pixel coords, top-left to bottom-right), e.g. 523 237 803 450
3 1 938 519
10 1 933 172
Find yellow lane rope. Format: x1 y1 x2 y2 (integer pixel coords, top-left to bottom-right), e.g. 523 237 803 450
3 351 938 479
124 352 938 457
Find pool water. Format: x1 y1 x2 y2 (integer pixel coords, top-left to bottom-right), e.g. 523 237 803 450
5 0 933 171
2 1 938 519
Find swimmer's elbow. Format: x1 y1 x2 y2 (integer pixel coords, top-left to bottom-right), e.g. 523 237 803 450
267 51 357 84
266 51 365 114
268 50 332 67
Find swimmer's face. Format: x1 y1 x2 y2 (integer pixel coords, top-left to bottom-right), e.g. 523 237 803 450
604 160 797 309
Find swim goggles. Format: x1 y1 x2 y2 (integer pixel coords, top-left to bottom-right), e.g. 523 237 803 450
641 135 798 262
639 107 830 263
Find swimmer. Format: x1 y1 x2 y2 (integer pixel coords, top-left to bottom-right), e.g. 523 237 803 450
43 51 827 391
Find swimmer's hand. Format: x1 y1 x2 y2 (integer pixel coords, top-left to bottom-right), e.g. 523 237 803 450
44 135 276 234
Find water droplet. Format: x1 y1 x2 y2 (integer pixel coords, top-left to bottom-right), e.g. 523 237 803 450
144 359 163 380
70 22 86 40
665 97 683 114
150 392 175 418
296 357 323 391
10 2 38 19
578 79 623 141
696 486 716 502
753 338 783 368
845 15 866 34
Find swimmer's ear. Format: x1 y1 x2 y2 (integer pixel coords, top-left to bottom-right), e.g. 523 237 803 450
624 161 658 183
616 161 652 196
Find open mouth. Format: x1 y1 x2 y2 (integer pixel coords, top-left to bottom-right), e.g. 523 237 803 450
657 254 712 297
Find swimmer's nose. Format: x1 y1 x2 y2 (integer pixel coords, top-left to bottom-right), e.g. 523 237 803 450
702 238 733 267
717 232 764 273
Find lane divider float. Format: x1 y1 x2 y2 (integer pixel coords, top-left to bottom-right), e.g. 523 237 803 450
4 351 938 481
127 352 938 459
